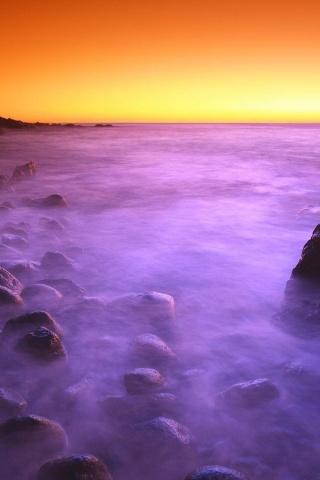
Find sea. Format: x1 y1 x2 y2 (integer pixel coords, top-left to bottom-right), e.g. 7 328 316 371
1 123 320 479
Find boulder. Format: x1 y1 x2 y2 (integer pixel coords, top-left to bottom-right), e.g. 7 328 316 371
124 368 166 395
36 454 113 480
1 260 40 282
38 278 85 299
0 388 27 421
215 379 280 409
0 266 23 293
1 233 28 249
21 284 63 311
0 286 23 307
16 326 67 363
41 251 75 271
185 465 250 480
24 194 67 208
39 217 67 233
10 161 36 182
272 300 320 338
133 332 178 367
0 414 67 479
2 311 62 343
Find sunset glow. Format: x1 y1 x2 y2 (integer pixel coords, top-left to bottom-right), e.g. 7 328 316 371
2 0 320 122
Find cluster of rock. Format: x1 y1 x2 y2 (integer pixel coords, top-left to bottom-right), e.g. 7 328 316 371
2 161 320 479
0 115 113 130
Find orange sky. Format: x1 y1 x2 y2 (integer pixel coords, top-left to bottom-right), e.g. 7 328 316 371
1 0 320 122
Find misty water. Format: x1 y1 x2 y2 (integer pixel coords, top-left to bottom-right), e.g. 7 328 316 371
1 123 320 479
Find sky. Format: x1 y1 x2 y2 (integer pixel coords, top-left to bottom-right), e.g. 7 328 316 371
1 0 320 123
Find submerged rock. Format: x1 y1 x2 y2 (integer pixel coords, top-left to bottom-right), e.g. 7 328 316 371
133 332 178 367
41 251 75 271
36 454 113 480
10 161 36 183
0 286 23 307
2 311 62 343
38 278 85 299
1 260 40 282
16 326 67 362
215 378 280 409
0 388 27 421
272 300 320 338
0 414 67 479
185 465 250 480
124 368 166 395
24 194 67 208
0 266 23 293
21 284 63 311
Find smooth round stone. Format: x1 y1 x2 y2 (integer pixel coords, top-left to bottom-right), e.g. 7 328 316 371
215 378 280 409
185 465 250 480
124 368 165 395
133 333 178 366
21 284 63 311
36 454 113 480
2 311 62 342
41 251 75 271
16 326 67 363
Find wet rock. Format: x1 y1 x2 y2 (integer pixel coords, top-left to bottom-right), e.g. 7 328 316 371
16 326 67 362
215 378 280 409
41 251 75 271
1 233 28 249
1 260 40 282
10 161 36 183
129 416 195 480
0 414 67 479
0 201 15 209
25 194 68 208
133 333 178 367
185 465 250 480
38 278 85 299
36 454 113 480
272 300 320 338
39 217 67 233
2 311 62 343
106 291 175 336
21 284 63 311
1 225 27 237
124 368 165 395
0 286 23 307
0 266 23 293
0 388 27 421
100 392 176 422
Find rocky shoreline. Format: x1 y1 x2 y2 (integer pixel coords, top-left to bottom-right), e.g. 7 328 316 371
0 161 320 479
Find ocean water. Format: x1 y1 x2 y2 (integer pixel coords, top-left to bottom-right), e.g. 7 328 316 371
1 123 320 479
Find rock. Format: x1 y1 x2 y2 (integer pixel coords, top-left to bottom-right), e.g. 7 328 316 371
0 414 67 479
1 225 27 237
24 194 68 208
2 311 62 343
36 454 113 480
0 388 27 421
184 465 250 480
129 416 195 480
38 278 85 299
39 217 67 233
0 174 8 187
16 326 67 363
215 379 280 409
133 333 178 367
0 266 23 293
272 300 320 338
100 392 176 422
41 251 75 271
124 368 166 395
10 161 36 183
0 286 23 306
1 233 28 249
21 284 63 311
0 201 15 209
1 260 40 282
0 116 33 129
106 291 175 336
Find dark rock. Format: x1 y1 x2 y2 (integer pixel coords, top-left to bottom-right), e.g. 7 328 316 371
41 251 75 271
2 311 62 342
215 378 280 409
0 201 15 209
24 194 68 208
106 291 175 336
0 286 23 306
100 392 176 422
1 225 27 237
16 326 67 362
133 333 178 367
38 278 85 299
0 388 27 421
39 217 67 233
1 260 40 282
21 284 63 311
272 300 320 338
1 233 28 249
36 454 113 480
0 116 33 129
124 368 165 395
0 414 67 479
185 465 250 480
95 123 113 127
10 161 36 183
129 416 195 480
0 266 23 293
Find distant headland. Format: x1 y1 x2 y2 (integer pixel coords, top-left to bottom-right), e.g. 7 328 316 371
0 116 113 130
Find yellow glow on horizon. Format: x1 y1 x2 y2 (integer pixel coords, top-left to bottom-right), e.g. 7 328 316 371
1 0 320 122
